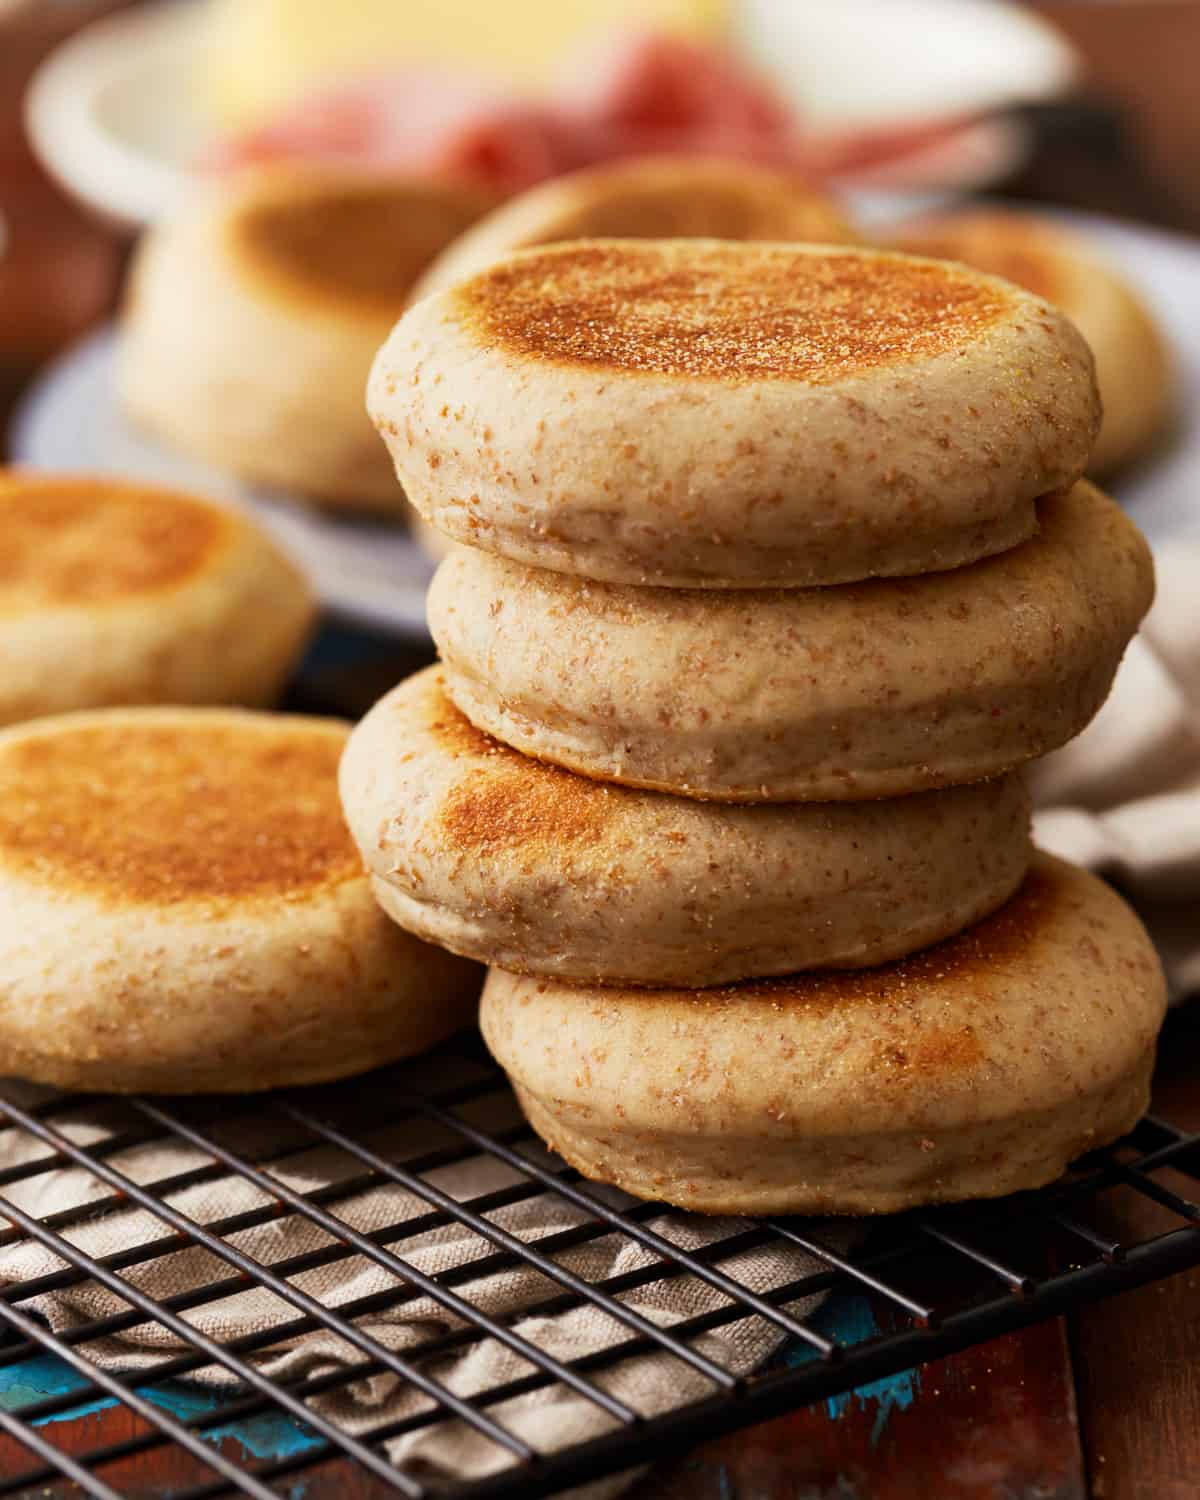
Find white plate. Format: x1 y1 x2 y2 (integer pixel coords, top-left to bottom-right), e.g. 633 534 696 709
10 330 434 637
26 0 1072 231
1051 213 1200 552
25 2 209 231
11 211 1200 638
737 0 1077 132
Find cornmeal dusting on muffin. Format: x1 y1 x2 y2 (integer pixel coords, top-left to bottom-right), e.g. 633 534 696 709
0 722 360 904
624 862 1063 1014
432 693 607 852
462 242 1013 382
773 859 1060 1005
0 481 229 609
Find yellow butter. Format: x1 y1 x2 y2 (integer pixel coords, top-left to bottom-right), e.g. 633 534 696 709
205 0 727 130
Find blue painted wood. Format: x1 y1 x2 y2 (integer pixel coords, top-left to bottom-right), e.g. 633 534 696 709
0 1355 323 1463
0 1293 891 1487
778 1292 923 1446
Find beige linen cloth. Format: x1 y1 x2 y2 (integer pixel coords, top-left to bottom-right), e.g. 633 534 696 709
0 544 1194 1495
1032 542 1200 1001
0 1074 837 1497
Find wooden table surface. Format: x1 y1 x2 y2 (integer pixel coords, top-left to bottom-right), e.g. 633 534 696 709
1 5 1199 1497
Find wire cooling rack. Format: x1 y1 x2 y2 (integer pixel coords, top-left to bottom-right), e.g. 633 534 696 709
0 1038 1195 1500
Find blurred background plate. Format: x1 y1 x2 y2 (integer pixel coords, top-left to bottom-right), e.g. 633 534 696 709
740 0 1076 131
10 328 434 635
11 204 1200 637
25 0 1077 231
1101 211 1200 548
24 1 204 230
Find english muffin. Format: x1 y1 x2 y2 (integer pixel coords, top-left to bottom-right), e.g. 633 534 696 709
430 482 1153 801
339 668 1031 986
0 472 314 725
0 708 480 1092
408 156 856 303
884 209 1174 475
119 167 498 511
482 854 1167 1215
370 239 1099 587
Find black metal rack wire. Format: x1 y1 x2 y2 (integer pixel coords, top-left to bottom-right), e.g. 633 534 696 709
0 1036 1194 1500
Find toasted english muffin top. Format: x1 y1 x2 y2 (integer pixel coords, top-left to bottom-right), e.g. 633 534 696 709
0 474 233 613
229 170 498 317
458 239 1026 383
0 710 359 909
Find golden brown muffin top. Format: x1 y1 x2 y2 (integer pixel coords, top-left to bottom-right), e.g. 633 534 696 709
231 172 498 317
887 212 1070 306
0 475 232 612
460 240 1020 383
0 714 361 908
517 160 854 248
431 688 608 852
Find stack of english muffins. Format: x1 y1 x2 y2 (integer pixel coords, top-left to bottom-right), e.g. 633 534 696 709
343 239 1168 1216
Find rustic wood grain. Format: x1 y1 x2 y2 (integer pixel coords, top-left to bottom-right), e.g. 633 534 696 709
631 1300 1085 1500
1067 1006 1200 1500
0 1362 378 1500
